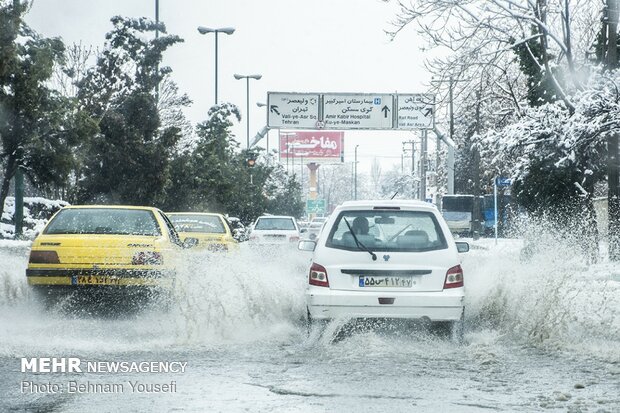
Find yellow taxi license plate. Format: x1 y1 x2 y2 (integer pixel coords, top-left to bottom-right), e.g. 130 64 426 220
77 275 121 285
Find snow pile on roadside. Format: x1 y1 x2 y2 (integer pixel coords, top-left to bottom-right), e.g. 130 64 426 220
1 196 68 239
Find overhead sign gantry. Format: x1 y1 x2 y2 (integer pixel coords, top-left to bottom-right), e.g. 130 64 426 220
266 92 435 130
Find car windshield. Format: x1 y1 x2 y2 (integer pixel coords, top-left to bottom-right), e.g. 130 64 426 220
254 217 296 230
44 208 161 236
325 210 448 252
168 214 226 234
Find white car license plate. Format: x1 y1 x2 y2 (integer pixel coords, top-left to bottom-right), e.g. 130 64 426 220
359 276 412 288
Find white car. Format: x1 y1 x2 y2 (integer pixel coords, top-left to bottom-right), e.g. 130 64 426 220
299 200 468 339
249 215 302 245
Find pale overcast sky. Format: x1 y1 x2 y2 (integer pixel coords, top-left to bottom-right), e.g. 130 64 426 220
25 0 436 172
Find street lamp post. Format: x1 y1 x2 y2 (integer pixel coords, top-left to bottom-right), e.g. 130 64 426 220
234 74 262 149
197 26 235 105
155 0 160 38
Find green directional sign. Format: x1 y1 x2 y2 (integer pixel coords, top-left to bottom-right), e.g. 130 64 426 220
306 199 326 214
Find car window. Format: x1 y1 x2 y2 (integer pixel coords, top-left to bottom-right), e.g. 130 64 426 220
158 212 182 245
325 210 448 252
254 217 296 230
168 214 227 234
44 208 161 236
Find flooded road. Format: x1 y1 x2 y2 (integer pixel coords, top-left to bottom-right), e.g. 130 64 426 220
0 239 618 412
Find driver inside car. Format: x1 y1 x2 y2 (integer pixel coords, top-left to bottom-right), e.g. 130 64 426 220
342 216 376 247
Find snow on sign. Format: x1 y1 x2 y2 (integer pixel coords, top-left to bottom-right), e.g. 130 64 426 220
323 94 393 130
267 93 320 129
397 94 435 129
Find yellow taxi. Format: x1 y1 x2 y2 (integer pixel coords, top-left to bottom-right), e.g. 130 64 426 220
167 212 238 252
26 205 193 296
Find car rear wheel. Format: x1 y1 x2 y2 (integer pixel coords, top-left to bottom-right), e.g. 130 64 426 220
306 308 329 336
430 310 465 343
451 312 465 344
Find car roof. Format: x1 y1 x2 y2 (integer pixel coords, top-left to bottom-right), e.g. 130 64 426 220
336 200 437 211
63 205 161 211
167 212 224 218
256 215 295 219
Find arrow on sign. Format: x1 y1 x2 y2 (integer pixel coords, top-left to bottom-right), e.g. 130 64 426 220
423 107 433 117
381 105 390 118
270 105 280 115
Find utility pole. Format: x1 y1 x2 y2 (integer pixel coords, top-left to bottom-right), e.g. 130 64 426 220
447 77 456 194
472 89 482 239
420 131 427 202
431 76 462 194
607 0 620 259
403 140 416 197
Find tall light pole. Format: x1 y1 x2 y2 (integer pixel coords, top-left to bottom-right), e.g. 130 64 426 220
197 26 235 105
155 0 160 38
234 74 262 149
354 145 360 200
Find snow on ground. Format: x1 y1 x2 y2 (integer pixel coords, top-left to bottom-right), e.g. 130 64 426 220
1 197 68 239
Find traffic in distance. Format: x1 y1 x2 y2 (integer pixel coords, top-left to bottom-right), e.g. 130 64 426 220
25 199 468 340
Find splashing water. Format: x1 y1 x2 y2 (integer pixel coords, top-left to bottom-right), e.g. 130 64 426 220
0 244 310 356
0 230 618 363
463 224 620 362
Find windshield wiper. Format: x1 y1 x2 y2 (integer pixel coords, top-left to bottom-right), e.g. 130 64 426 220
343 217 377 261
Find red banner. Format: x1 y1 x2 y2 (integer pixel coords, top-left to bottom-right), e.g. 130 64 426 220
279 131 344 162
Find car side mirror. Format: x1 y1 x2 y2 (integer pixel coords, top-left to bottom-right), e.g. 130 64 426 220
183 237 199 249
298 240 316 251
300 228 307 233
455 241 469 253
